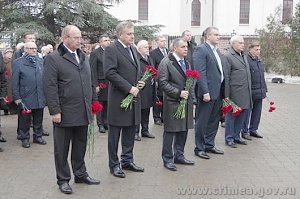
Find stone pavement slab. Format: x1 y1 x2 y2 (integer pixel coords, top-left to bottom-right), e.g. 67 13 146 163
0 83 299 199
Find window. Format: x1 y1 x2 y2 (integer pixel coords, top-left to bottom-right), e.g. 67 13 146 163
283 0 293 23
239 0 250 24
191 0 201 26
138 0 148 20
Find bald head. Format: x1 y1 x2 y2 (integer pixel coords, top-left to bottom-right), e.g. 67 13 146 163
61 25 82 51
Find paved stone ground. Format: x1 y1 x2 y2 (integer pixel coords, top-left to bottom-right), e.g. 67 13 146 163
0 83 299 199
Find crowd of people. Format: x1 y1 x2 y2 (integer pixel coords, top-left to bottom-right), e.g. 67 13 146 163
0 21 267 194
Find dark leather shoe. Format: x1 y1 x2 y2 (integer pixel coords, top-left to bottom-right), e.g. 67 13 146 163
250 131 263 138
42 130 50 136
59 182 72 194
206 147 224 154
141 132 155 138
154 120 162 125
17 134 22 140
226 141 237 148
174 158 195 165
0 135 6 142
135 134 141 141
99 126 106 133
234 139 247 145
122 162 144 172
0 147 3 152
110 166 126 178
74 176 100 185
195 151 210 159
22 139 30 148
164 162 177 171
33 137 47 145
242 134 252 140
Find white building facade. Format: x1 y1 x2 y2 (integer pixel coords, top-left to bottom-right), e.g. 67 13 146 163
105 0 300 35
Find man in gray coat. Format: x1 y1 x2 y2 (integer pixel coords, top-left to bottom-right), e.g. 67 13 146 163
223 35 252 148
104 21 145 178
43 25 100 194
159 38 195 171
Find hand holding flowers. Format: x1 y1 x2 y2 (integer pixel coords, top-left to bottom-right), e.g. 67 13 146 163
222 98 243 117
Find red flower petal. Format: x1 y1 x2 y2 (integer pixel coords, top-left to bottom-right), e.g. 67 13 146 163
91 101 103 114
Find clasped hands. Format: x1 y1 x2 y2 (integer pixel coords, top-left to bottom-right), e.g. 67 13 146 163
129 81 145 97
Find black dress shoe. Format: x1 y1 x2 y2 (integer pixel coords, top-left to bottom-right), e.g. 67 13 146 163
206 147 224 154
22 139 30 148
33 137 47 145
135 134 141 141
17 134 22 140
74 176 100 185
141 132 155 138
0 147 3 152
42 130 50 136
174 158 195 165
99 126 106 133
234 139 247 145
195 151 210 159
122 162 144 172
226 141 237 148
164 162 177 171
250 131 263 138
154 120 162 125
0 135 6 142
110 166 126 178
242 134 252 140
59 182 72 194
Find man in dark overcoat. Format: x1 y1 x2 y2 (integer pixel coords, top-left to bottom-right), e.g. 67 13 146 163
158 38 195 171
103 21 145 178
90 35 111 133
193 27 224 160
43 25 100 194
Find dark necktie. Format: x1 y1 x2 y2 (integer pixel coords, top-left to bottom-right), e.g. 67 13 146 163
126 47 134 61
179 59 186 73
71 53 78 63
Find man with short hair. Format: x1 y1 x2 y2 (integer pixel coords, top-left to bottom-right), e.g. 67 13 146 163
43 25 100 194
223 35 252 148
13 32 36 60
90 35 111 133
104 21 145 178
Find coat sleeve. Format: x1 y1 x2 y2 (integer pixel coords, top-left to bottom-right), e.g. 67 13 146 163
43 55 61 115
223 55 231 99
89 51 99 84
0 52 7 98
11 60 21 100
193 46 209 97
103 45 132 94
158 59 181 99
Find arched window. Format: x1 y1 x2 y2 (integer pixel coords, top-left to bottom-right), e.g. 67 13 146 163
239 0 250 24
283 0 293 23
191 0 201 26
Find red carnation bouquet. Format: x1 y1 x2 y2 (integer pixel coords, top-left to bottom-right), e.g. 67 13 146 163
19 101 32 115
98 82 107 90
222 98 243 116
268 100 276 112
174 69 201 119
120 65 158 110
87 101 103 159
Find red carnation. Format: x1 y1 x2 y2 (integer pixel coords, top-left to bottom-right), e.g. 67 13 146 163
91 101 103 114
155 101 163 107
186 69 201 79
98 82 107 89
144 65 159 79
5 96 11 104
270 101 275 105
22 109 32 115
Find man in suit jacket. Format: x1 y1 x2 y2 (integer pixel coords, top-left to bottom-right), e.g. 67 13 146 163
90 35 111 133
104 21 145 178
135 40 156 141
193 27 224 160
223 35 252 148
43 25 100 194
158 38 195 171
149 35 168 125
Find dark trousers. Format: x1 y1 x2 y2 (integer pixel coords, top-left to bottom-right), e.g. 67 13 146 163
225 110 248 142
243 99 263 133
19 108 43 140
136 108 150 135
108 125 136 169
96 101 108 128
162 131 188 164
53 125 88 185
194 97 221 152
153 95 163 122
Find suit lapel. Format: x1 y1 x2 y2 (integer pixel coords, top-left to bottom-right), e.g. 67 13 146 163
169 54 186 78
205 43 222 73
230 48 246 66
116 41 137 67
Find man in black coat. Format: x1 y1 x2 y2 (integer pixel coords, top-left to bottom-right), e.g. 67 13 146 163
193 27 225 159
135 40 156 141
149 35 168 125
104 21 145 178
0 51 8 151
43 25 100 194
90 35 111 133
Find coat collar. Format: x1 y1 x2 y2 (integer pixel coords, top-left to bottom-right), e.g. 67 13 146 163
168 53 188 78
229 47 247 66
57 42 85 68
115 40 138 67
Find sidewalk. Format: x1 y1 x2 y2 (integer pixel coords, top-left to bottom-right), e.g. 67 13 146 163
0 82 299 199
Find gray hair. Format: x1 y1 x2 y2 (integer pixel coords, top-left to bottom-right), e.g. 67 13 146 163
202 27 219 39
116 21 134 38
172 38 185 49
155 35 166 42
136 40 148 49
230 35 244 45
61 25 80 38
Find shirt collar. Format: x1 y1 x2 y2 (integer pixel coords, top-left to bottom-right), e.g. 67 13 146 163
206 41 217 51
118 39 130 48
172 52 183 62
63 44 77 55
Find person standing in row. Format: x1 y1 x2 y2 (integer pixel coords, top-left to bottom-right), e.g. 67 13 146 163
104 21 145 178
159 38 194 171
0 51 8 150
135 40 156 141
90 35 111 133
43 25 100 194
193 27 225 159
